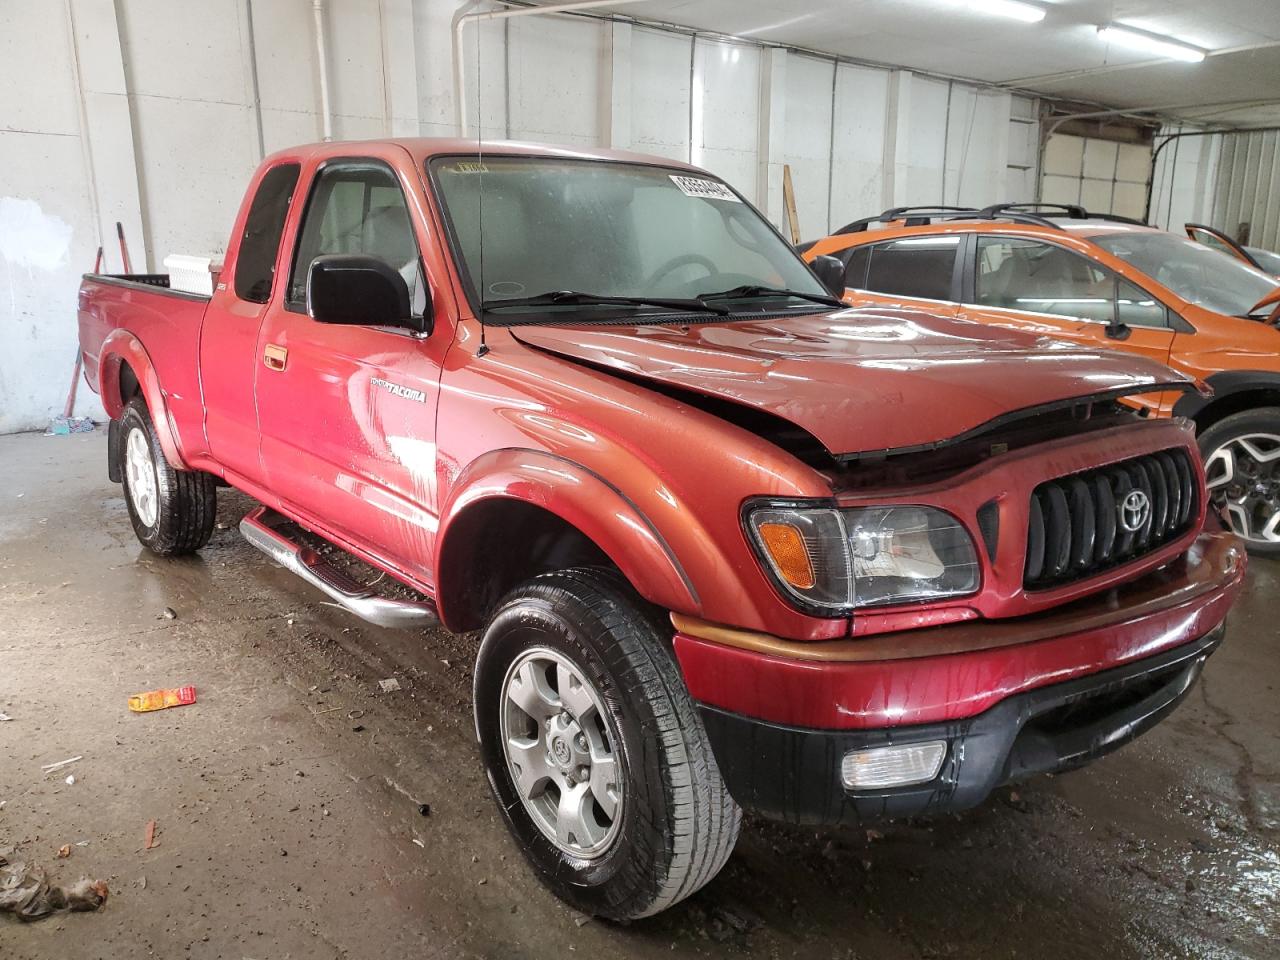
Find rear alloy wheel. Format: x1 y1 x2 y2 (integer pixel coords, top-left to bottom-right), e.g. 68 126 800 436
1200 408 1280 556
118 397 217 556
474 567 740 920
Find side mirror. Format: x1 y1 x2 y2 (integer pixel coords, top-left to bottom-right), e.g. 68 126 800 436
307 254 427 333
808 254 847 299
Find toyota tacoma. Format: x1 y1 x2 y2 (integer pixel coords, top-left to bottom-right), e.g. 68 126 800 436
78 139 1245 920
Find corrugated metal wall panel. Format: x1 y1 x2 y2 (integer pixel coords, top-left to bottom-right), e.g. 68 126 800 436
1211 129 1280 252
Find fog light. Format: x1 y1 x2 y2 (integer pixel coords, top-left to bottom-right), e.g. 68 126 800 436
841 741 947 790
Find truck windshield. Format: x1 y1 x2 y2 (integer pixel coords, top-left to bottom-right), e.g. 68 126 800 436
429 156 829 320
1093 230 1280 317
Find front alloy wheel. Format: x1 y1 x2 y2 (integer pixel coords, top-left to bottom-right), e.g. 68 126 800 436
500 647 623 859
1200 408 1280 555
473 567 740 920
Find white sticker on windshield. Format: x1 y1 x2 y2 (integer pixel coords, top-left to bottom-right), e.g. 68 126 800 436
669 175 741 203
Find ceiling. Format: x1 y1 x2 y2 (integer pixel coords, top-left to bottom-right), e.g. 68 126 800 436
549 0 1280 126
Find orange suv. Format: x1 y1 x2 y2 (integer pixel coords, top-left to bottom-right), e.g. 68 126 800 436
801 203 1280 554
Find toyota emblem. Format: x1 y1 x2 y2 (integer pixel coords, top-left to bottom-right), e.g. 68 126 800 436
1119 490 1150 533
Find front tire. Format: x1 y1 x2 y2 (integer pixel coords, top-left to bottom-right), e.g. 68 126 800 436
118 397 217 556
473 567 740 920
1199 407 1280 556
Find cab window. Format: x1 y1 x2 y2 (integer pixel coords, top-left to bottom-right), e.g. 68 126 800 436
288 161 426 317
975 236 1167 328
234 163 300 304
858 236 958 301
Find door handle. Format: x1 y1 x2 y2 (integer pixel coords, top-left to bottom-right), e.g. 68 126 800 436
263 344 288 371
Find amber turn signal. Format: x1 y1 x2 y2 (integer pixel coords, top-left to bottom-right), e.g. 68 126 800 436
757 521 816 590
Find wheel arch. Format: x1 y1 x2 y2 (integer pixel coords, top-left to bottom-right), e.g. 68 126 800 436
1172 371 1280 432
434 449 699 632
97 330 189 469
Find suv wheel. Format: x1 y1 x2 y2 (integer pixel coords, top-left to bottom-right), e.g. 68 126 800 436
1199 407 1280 555
119 397 217 555
473 567 740 920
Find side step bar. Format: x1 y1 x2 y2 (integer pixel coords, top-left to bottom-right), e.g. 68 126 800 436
239 507 439 629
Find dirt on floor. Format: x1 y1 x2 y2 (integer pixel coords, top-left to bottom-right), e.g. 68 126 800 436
0 429 1277 959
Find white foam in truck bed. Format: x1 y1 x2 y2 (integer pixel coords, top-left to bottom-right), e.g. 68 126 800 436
163 254 217 297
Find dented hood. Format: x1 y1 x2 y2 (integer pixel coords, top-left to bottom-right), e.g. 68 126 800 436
511 306 1196 457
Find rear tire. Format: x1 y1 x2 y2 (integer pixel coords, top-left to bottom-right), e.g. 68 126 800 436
118 397 217 556
1199 407 1280 557
473 567 740 920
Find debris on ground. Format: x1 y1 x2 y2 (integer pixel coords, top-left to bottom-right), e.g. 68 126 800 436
0 713 12 722
377 678 401 693
0 845 109 922
128 686 196 713
160 607 177 620
143 820 158 850
418 803 431 817
44 417 95 437
64 776 75 786
40 757 82 774
55 846 70 859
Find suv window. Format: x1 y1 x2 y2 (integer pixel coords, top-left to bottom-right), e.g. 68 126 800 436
975 236 1166 328
234 163 300 304
859 236 958 301
288 161 426 316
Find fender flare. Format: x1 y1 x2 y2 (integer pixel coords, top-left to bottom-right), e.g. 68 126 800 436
1172 370 1280 421
434 448 700 629
97 329 190 470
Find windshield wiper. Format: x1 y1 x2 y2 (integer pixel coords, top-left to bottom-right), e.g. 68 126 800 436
696 284 844 308
482 289 729 315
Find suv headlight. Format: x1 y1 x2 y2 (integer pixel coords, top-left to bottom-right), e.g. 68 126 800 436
746 502 980 613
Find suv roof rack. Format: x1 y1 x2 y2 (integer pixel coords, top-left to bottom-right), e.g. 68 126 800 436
980 202 1150 227
834 206 978 234
829 201 1150 240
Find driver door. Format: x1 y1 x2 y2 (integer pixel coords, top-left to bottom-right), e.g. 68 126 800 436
254 149 451 585
959 235 1179 416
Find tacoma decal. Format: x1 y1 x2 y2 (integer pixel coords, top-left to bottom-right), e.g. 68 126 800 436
371 377 426 403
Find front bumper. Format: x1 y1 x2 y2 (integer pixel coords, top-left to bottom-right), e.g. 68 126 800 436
698 624 1222 825
673 528 1245 825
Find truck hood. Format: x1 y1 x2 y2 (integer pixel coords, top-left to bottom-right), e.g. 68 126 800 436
510 306 1196 458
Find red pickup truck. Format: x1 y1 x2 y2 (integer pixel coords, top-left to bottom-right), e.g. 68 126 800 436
78 139 1245 920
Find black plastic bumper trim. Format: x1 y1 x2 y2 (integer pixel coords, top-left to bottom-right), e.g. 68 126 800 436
698 623 1225 826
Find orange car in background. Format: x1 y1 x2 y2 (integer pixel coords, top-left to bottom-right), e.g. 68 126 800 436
801 203 1280 554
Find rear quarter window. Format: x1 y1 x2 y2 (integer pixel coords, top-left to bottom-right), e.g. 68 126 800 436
862 236 959 300
234 163 301 304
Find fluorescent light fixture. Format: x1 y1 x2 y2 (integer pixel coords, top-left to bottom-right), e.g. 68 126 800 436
1097 24 1207 63
957 0 1046 23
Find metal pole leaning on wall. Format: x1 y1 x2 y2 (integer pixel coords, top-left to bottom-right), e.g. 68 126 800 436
312 0 334 141
452 0 667 138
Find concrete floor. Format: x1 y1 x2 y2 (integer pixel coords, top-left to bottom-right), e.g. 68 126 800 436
1 429 1277 959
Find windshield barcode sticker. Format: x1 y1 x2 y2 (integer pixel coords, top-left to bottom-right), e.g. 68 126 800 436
669 175 741 202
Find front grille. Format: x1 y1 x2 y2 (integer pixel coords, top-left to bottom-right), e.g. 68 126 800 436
1024 448 1197 589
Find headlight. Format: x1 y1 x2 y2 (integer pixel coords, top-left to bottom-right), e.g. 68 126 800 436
746 502 980 613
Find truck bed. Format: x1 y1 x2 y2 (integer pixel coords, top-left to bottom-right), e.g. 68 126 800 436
77 272 211 459
83 272 212 302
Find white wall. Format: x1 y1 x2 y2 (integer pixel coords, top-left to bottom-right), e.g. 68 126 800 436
1 0 1049 433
